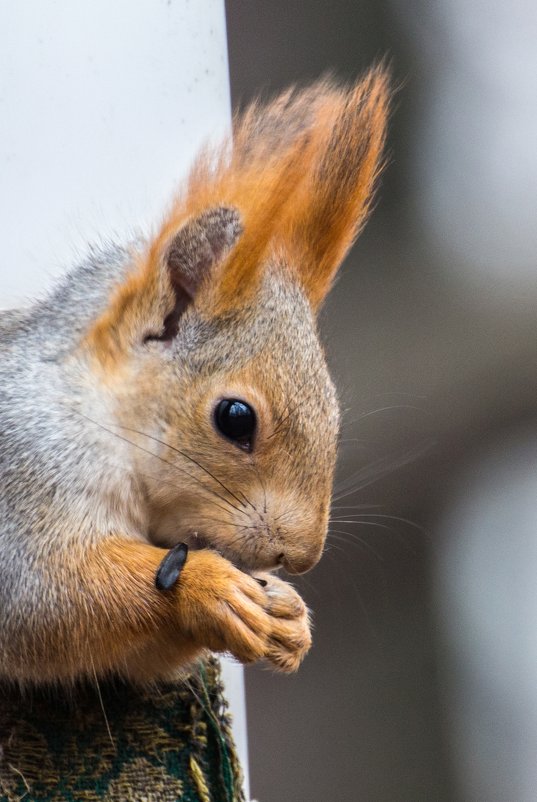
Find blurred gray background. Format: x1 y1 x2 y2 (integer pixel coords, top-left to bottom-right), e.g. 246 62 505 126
226 2 537 801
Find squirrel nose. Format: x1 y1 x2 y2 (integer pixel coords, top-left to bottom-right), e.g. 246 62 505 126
280 543 323 575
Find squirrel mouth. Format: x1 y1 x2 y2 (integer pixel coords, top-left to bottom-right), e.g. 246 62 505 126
152 530 280 575
185 531 282 578
184 530 251 572
186 531 210 551
150 529 246 568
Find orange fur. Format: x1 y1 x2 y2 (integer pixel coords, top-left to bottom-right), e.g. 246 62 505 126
84 67 389 365
2 70 390 686
279 66 390 306
21 537 309 683
83 252 173 370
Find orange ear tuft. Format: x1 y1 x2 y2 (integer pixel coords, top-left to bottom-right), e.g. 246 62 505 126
280 66 390 308
84 69 389 366
206 132 316 314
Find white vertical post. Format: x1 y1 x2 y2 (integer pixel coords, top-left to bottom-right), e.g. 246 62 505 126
0 1 249 795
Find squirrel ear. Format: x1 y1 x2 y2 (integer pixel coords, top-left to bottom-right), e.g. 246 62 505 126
85 207 242 364
148 207 243 341
283 67 390 309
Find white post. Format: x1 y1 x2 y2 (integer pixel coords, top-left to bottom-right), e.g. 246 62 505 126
0 1 249 795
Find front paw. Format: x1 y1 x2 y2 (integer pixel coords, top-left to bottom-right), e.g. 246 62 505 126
253 572 312 672
177 551 311 672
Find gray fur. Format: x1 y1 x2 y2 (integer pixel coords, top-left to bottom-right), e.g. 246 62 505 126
0 245 144 675
0 234 338 682
0 67 388 682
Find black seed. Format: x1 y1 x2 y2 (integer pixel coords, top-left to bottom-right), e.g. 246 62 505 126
155 543 189 591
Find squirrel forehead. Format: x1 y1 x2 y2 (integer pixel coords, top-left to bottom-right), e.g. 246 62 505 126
179 270 323 375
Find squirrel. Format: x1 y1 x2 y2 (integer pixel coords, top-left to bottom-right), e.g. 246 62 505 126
0 68 388 685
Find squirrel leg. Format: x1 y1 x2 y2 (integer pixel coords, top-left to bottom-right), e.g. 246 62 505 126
14 537 311 683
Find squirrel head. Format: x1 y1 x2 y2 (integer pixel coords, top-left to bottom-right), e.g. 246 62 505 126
83 68 389 574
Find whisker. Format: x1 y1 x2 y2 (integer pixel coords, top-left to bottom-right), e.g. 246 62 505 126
323 539 348 556
271 379 311 431
250 460 267 515
113 423 249 512
329 530 384 561
338 402 430 431
330 520 414 553
329 518 391 524
334 455 399 494
269 382 316 439
201 516 256 531
122 463 239 522
273 507 295 524
321 551 380 640
294 574 322 603
226 529 257 553
330 503 383 510
330 512 427 536
333 441 434 501
76 413 249 520
235 489 257 511
90 657 115 751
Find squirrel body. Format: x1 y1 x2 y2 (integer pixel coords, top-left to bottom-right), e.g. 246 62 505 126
0 69 388 684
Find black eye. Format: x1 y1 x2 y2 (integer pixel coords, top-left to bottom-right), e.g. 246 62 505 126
214 399 256 451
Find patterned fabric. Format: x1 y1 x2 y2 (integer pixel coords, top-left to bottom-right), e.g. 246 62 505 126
0 659 245 802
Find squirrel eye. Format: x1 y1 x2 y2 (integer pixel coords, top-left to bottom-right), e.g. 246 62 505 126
214 399 256 451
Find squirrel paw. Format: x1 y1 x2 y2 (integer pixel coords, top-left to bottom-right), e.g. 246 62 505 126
180 551 311 672
255 572 312 672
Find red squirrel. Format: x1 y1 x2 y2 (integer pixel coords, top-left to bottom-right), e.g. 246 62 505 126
0 68 389 684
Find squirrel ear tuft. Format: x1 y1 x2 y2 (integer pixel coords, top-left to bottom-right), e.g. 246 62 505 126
150 207 243 341
281 66 390 309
